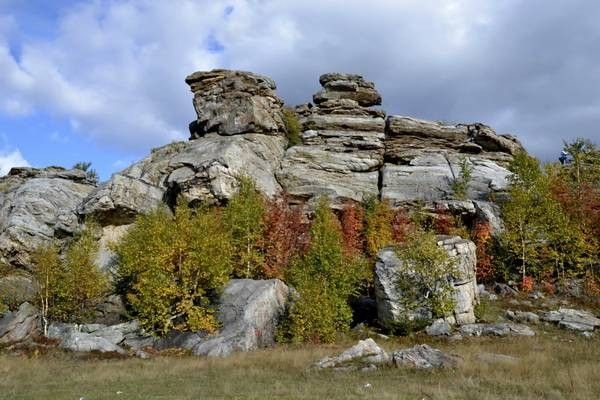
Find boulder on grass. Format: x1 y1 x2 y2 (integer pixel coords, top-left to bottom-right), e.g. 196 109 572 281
0 302 39 343
540 308 600 332
313 338 391 371
392 344 460 369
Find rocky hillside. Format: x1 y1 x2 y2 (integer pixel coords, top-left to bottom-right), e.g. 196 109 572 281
0 68 524 295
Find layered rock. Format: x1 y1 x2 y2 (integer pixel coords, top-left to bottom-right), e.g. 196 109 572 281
80 70 289 225
0 302 39 343
0 167 95 269
278 74 385 206
313 338 391 371
185 69 285 137
375 236 478 329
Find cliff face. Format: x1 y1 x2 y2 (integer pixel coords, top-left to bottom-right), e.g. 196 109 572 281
1 69 524 271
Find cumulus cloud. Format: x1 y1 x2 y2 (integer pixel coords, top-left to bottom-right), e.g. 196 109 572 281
0 0 599 160
0 148 29 176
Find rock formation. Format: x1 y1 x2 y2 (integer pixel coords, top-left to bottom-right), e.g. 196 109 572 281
278 73 385 206
0 167 96 269
79 70 287 225
375 235 478 329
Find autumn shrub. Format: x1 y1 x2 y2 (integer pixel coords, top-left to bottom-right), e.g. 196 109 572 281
282 108 302 148
31 224 109 331
282 198 367 343
363 197 394 257
520 275 535 293
223 176 266 279
472 221 495 283
116 202 233 335
391 208 415 243
394 230 457 318
339 201 365 256
261 194 308 279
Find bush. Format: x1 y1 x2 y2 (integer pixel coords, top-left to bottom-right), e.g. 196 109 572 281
363 197 394 257
116 202 233 335
282 108 302 147
394 230 457 318
31 225 109 332
223 176 266 279
282 198 367 343
450 156 473 200
261 194 307 279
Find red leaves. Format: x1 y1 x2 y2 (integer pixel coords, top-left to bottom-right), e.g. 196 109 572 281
339 201 365 256
391 208 415 244
261 194 308 279
472 221 494 283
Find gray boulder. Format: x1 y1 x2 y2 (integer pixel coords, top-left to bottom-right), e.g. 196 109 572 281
505 310 540 324
192 279 290 357
0 167 95 268
459 322 535 337
0 302 40 343
0 274 37 308
540 308 600 332
425 318 452 336
185 69 285 137
392 344 459 369
313 338 391 371
375 236 478 330
58 331 125 354
79 134 286 224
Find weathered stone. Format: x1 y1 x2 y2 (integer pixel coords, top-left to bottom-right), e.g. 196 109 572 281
540 308 600 332
48 320 148 353
392 344 459 369
505 310 540 324
192 279 290 357
58 331 126 354
375 236 478 329
314 73 381 107
459 323 535 337
80 134 286 224
95 225 131 272
313 338 390 370
185 69 285 137
0 167 95 268
380 153 511 205
0 274 37 308
94 295 128 325
0 302 39 343
426 319 452 336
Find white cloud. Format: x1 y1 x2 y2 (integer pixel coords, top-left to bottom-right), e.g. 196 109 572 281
0 0 598 161
0 148 29 176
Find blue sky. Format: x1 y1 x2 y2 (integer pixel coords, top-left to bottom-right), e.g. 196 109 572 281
1 0 599 179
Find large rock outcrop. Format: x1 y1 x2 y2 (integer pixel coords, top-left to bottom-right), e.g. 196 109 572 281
79 70 288 225
278 73 385 206
185 69 285 137
0 167 95 269
375 236 478 329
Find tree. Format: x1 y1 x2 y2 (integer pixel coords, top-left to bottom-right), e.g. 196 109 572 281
223 176 266 278
116 202 233 334
73 161 99 184
261 194 307 279
54 223 110 322
282 108 302 148
31 224 109 331
31 244 61 336
283 198 367 343
450 156 474 200
363 197 394 257
339 201 365 256
394 230 457 319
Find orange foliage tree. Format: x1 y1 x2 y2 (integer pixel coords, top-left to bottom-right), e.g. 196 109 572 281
339 201 365 256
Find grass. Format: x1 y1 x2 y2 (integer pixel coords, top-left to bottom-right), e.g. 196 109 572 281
1 329 599 400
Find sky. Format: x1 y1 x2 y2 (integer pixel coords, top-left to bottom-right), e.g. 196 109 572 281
0 0 599 180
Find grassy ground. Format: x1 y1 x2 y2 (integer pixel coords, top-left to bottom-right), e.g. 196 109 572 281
1 328 599 400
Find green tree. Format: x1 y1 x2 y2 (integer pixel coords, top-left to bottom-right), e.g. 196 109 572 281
223 176 266 278
31 244 61 335
450 156 474 200
73 161 99 184
363 197 394 257
394 230 457 319
282 108 302 147
116 202 233 334
283 198 367 343
31 225 109 330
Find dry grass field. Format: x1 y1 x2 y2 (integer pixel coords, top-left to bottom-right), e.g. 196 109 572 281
1 326 599 400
